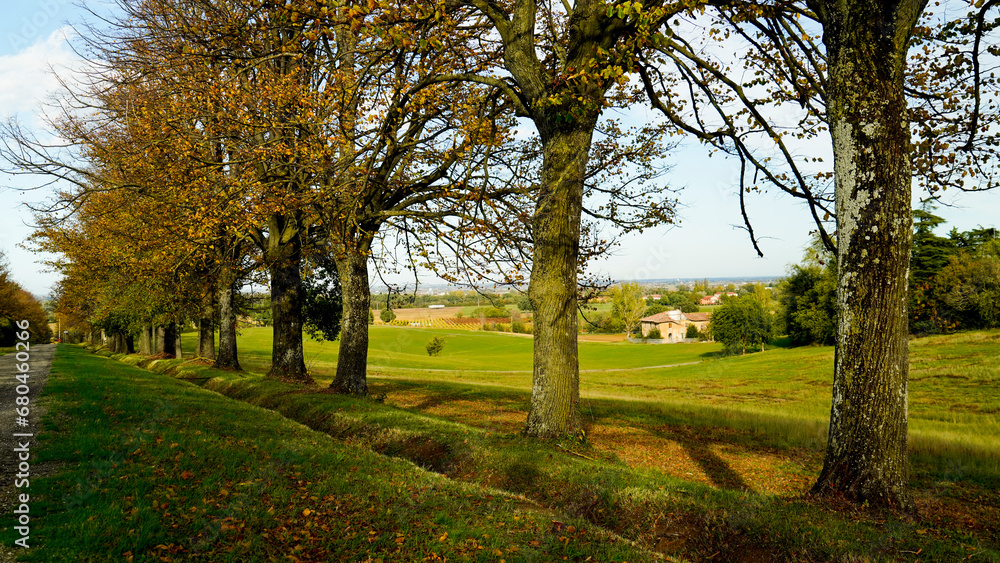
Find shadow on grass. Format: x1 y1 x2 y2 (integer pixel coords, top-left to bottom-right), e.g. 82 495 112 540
377 377 793 492
653 426 753 492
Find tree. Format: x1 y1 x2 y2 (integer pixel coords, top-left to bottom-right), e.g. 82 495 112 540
318 4 521 397
426 336 445 356
638 0 1000 511
444 0 680 438
913 241 1000 332
709 296 772 355
0 253 53 346
380 308 397 324
301 246 344 343
911 204 956 284
780 264 836 346
796 0 924 512
779 239 837 346
610 282 646 336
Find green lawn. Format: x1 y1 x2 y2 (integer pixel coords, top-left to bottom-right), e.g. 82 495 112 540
76 332 1000 561
215 325 720 375
14 345 654 562
188 326 1000 468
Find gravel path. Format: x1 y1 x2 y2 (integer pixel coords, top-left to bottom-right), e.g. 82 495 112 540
0 342 56 562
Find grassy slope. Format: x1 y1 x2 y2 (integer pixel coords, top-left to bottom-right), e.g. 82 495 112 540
149 329 1000 560
201 327 1000 464
13 345 655 562
226 326 721 375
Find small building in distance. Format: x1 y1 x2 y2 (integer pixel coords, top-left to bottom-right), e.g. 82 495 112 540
640 310 712 341
698 292 738 305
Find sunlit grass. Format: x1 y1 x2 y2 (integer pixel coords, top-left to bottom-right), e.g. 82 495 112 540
184 326 1000 483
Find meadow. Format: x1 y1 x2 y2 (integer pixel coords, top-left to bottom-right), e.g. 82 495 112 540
202 326 1000 471
14 328 998 561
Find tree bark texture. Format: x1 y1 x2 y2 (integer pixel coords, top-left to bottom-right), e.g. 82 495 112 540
523 123 597 439
808 0 925 512
138 324 153 355
266 218 311 383
331 248 370 396
197 294 216 361
215 261 242 371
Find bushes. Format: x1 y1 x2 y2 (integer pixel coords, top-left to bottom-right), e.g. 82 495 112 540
646 327 662 339
379 308 397 323
471 306 510 319
425 336 445 356
584 312 624 334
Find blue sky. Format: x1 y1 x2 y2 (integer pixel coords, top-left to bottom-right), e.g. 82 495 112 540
2 1 1000 297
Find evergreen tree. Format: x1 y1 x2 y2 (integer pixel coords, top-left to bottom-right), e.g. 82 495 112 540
911 204 956 284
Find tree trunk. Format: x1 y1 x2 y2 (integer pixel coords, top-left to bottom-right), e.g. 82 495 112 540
267 223 310 383
523 123 595 439
808 0 923 513
162 323 177 357
110 332 123 354
216 261 242 370
175 328 183 360
198 294 216 361
125 333 135 354
331 248 370 396
138 323 153 355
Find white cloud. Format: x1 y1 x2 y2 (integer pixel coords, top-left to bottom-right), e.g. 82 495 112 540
0 26 80 296
0 26 77 119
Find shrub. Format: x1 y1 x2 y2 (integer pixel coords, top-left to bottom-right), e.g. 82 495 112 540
472 306 510 318
425 336 445 356
368 309 374 324
647 327 662 339
511 320 529 334
380 308 397 323
686 324 699 338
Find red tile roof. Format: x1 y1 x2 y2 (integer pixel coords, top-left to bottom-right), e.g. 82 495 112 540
640 311 684 324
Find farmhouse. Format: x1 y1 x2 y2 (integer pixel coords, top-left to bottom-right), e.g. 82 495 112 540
640 310 712 341
698 292 738 305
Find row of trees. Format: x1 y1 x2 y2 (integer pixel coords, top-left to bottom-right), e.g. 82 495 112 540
6 0 1000 511
0 252 52 346
910 207 1000 334
779 214 1000 347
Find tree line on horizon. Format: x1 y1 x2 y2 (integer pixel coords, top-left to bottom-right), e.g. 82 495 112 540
0 251 52 346
3 0 1000 512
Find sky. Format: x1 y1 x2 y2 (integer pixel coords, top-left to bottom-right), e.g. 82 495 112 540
2 1 1000 298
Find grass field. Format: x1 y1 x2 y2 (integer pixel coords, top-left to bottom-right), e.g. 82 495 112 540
71 327 1000 560
13 345 659 561
191 326 1000 465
